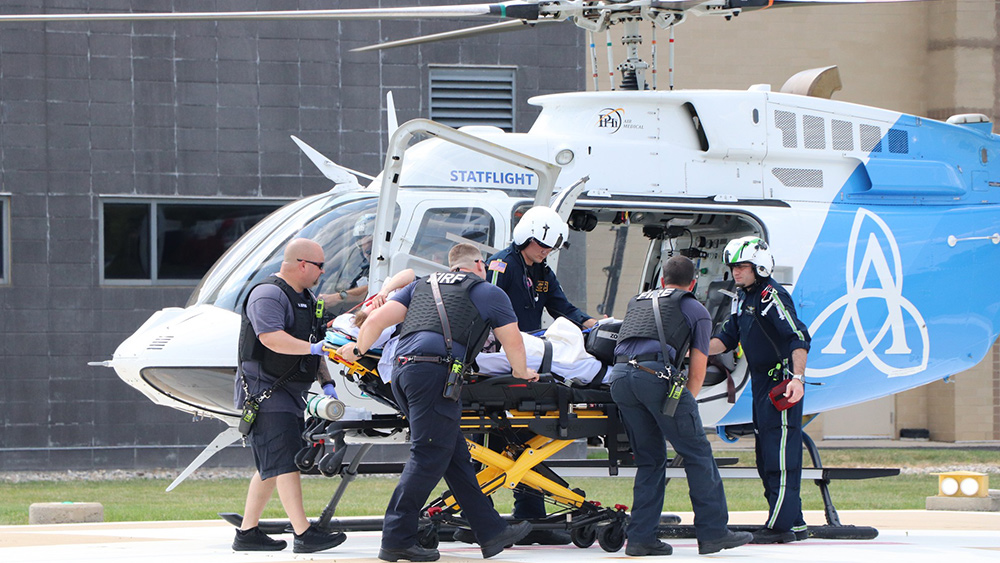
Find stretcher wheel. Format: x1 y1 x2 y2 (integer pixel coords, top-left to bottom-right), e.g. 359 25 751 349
571 524 597 548
417 525 439 549
597 522 626 552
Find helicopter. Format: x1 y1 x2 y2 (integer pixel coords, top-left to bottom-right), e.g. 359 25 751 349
10 0 992 482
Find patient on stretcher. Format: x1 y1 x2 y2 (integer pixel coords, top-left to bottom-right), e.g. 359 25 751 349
329 306 609 386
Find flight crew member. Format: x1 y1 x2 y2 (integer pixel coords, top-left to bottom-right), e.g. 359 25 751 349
484 205 597 543
708 236 811 544
233 238 347 554
610 256 752 556
339 243 538 562
487 205 599 333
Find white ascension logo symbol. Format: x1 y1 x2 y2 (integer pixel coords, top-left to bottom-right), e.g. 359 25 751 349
807 208 929 378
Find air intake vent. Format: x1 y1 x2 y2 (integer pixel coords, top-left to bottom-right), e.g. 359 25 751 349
429 66 516 132
887 128 908 154
147 335 174 351
772 168 824 188
803 115 826 149
832 119 854 150
860 124 882 153
775 110 798 148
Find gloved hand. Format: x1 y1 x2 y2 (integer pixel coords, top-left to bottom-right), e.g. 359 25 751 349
310 341 329 356
322 383 338 399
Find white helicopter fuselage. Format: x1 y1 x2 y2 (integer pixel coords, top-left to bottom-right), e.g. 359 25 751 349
110 86 1000 434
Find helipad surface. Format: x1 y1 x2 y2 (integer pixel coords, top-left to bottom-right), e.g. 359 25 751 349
2 510 998 562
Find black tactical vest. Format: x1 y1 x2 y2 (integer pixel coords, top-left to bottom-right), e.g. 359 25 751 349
397 272 491 365
618 288 693 365
238 275 321 382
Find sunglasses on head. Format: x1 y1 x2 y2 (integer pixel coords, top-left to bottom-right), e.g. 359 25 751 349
297 258 325 269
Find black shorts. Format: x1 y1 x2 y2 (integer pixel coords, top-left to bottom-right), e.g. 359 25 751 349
248 411 305 480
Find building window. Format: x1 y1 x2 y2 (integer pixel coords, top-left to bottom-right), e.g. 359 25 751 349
0 196 9 284
101 199 285 284
429 66 516 132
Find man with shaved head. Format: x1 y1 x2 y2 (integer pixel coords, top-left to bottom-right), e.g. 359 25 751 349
233 237 346 554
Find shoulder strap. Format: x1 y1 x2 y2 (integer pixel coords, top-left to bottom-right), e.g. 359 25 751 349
429 274 454 358
651 290 693 371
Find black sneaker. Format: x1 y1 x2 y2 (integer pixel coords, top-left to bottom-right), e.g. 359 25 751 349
232 526 286 551
515 529 572 545
698 530 753 555
378 544 441 562
751 527 796 544
794 529 809 541
625 540 673 556
293 525 347 554
481 521 532 558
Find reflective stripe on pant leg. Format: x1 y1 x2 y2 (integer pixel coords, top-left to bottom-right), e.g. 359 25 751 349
766 408 789 530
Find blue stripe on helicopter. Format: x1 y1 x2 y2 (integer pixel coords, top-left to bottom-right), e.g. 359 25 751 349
717 114 1000 426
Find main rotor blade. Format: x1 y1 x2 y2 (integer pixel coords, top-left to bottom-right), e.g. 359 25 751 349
0 2 541 23
352 18 560 53
650 0 924 10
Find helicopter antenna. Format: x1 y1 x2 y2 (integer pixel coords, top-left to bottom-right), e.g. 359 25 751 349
605 30 616 91
669 26 676 91
589 32 600 91
650 24 658 90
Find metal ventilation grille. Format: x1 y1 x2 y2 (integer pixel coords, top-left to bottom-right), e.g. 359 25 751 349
772 167 824 188
147 335 174 351
887 128 909 154
429 66 516 132
860 124 883 153
775 110 798 148
803 115 826 149
832 119 854 150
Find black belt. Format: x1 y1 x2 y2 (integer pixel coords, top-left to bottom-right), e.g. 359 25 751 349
397 355 449 365
615 353 663 364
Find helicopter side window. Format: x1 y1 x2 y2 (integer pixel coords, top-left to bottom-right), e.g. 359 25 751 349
410 207 496 266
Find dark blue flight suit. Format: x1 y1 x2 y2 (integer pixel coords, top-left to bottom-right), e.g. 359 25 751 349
714 277 810 535
608 289 732 545
487 243 592 332
486 242 592 521
380 273 513 551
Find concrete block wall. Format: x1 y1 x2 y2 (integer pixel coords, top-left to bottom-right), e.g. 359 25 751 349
0 0 584 471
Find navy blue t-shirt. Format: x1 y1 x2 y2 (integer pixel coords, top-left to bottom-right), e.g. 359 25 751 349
391 278 518 361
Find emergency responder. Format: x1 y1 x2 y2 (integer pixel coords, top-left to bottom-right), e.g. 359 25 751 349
483 205 597 544
610 256 752 556
486 205 598 332
233 238 347 554
321 212 374 313
708 236 811 544
338 243 538 562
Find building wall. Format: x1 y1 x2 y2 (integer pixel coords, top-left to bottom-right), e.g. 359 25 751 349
0 0 585 471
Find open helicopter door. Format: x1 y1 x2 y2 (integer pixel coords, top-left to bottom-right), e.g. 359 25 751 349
368 118 561 288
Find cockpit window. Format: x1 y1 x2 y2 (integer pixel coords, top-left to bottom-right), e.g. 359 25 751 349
192 195 394 314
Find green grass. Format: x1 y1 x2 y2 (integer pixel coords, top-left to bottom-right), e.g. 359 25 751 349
2 448 996 525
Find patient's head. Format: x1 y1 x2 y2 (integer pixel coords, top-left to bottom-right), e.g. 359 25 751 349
353 309 369 328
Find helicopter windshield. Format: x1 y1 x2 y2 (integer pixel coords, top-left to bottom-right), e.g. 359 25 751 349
190 194 390 315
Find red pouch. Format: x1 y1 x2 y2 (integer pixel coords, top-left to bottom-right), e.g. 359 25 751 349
768 379 794 411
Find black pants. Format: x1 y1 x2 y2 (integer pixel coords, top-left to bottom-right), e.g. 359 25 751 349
381 361 507 549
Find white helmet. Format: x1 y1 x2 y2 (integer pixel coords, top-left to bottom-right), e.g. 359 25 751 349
353 213 376 239
723 236 774 278
512 206 568 249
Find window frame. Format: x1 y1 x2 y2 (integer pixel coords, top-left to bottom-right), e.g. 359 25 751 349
99 196 290 286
